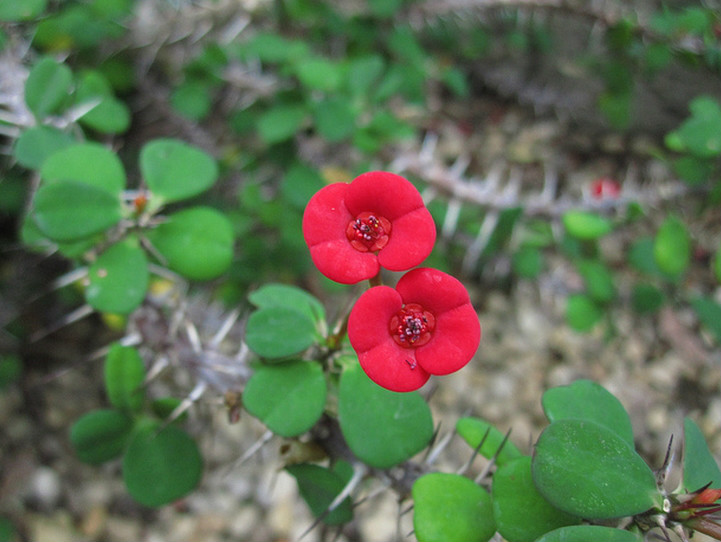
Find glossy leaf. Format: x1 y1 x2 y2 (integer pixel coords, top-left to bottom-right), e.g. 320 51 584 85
86 238 149 314
257 104 306 144
123 421 202 507
70 409 134 464
295 57 342 91
312 96 355 142
535 525 642 542
456 417 523 467
533 419 661 519
413 473 495 542
248 283 325 324
338 362 433 469
25 57 72 118
493 457 579 542
565 294 603 332
243 361 326 437
245 306 317 359
104 344 145 413
669 96 721 158
33 181 122 241
146 206 234 280
13 126 75 169
512 246 544 278
654 216 690 278
150 397 189 424
683 417 721 492
286 463 353 525
541 380 634 447
75 70 130 134
562 211 612 240
576 260 616 304
41 142 126 195
140 139 218 203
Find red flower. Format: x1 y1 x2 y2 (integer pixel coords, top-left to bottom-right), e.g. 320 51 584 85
302 171 436 284
348 268 481 392
590 177 621 200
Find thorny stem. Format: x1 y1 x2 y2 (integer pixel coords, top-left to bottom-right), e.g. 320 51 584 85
687 517 721 541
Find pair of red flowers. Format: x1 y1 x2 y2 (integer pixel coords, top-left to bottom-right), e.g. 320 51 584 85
303 171 481 392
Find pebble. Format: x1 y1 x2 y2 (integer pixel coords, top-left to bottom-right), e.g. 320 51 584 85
28 466 62 510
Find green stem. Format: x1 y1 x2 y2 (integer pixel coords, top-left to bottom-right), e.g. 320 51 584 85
368 272 382 288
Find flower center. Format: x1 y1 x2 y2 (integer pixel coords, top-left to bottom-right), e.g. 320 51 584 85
389 303 435 348
346 212 391 252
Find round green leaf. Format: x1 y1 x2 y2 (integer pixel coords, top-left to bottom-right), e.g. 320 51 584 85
245 307 317 359
413 473 495 542
532 419 661 519
562 211 612 240
140 139 218 203
170 81 212 121
565 294 603 332
87 238 149 314
535 525 642 542
630 283 665 314
70 409 134 464
541 380 634 447
41 142 126 195
244 361 326 437
0 0 47 20
150 397 189 424
123 421 203 507
280 164 325 209
576 260 616 304
13 126 76 169
493 457 579 542
512 246 544 278
248 283 325 324
104 344 146 413
286 463 353 525
295 57 342 92
33 180 122 241
654 216 690 278
312 96 355 142
690 296 721 344
24 57 72 118
683 417 721 492
338 362 433 469
455 417 523 467
147 206 234 280
257 104 307 144
75 70 130 134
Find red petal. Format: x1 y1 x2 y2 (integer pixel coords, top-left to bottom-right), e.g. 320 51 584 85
358 341 430 392
416 304 480 375
378 207 436 271
303 182 352 246
309 240 379 284
345 172 426 220
348 286 401 353
396 268 471 313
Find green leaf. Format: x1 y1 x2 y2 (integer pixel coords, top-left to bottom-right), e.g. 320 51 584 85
70 409 134 464
673 155 716 185
683 417 721 492
0 0 47 20
123 421 203 507
87 238 149 314
294 57 342 92
104 344 145 413
41 142 126 195
312 96 355 142
150 397 188 424
630 283 665 314
33 181 122 241
286 463 353 525
74 70 130 134
562 211 612 240
532 419 661 519
345 54 385 98
541 380 634 447
512 246 544 278
455 417 523 467
140 139 218 204
245 307 317 359
565 294 603 332
248 283 325 324
576 260 616 304
690 296 721 344
24 57 72 118
13 126 75 169
0 355 22 390
535 525 642 542
714 243 721 283
257 104 307 144
412 473 495 542
673 96 721 158
243 361 326 437
280 164 325 209
493 457 579 542
146 206 234 280
628 237 663 276
170 80 212 121
338 362 433 469
654 216 691 278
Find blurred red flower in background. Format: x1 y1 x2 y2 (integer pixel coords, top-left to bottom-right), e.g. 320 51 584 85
348 268 481 392
302 171 436 284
